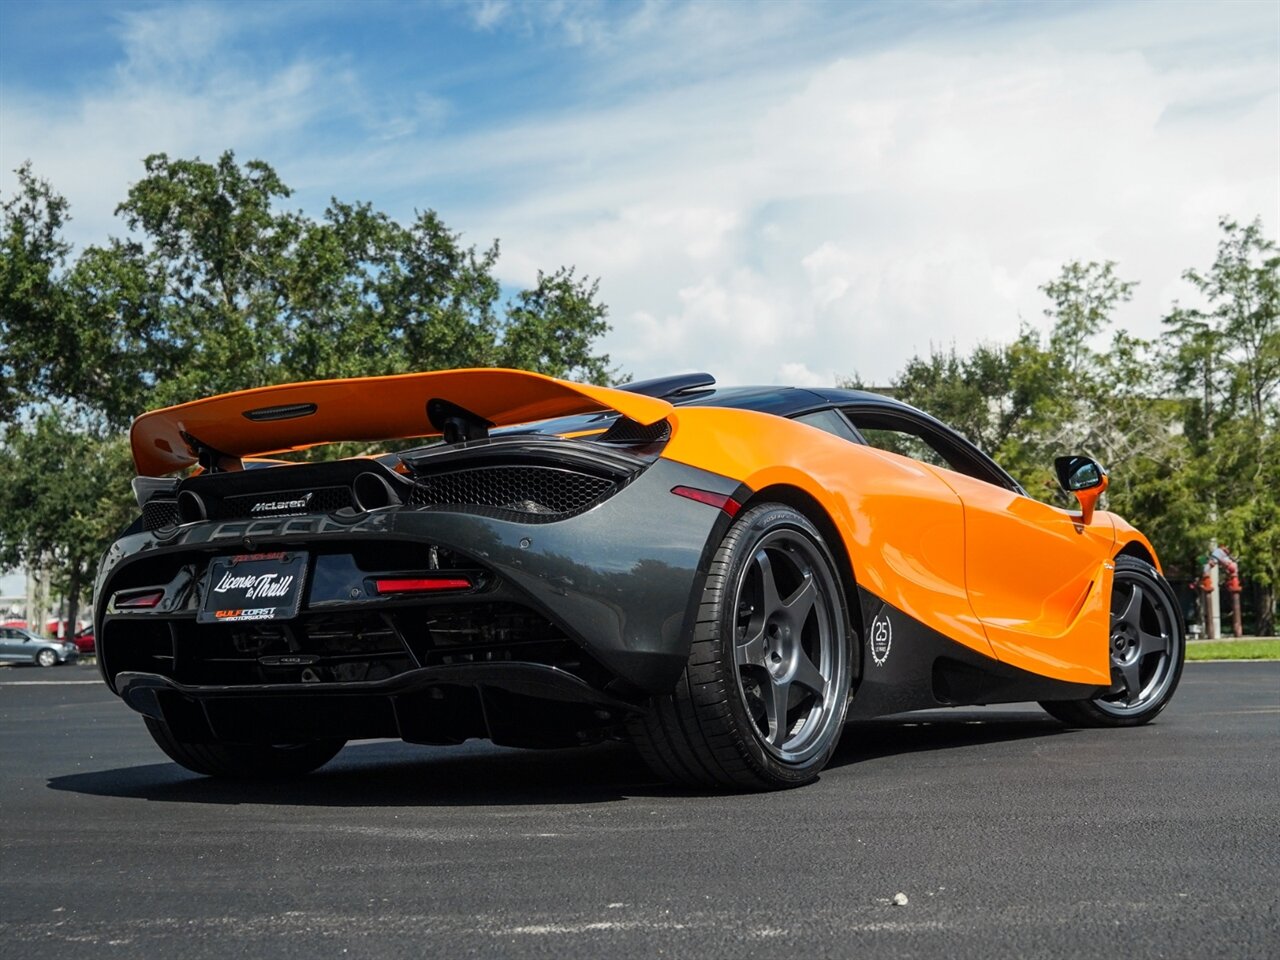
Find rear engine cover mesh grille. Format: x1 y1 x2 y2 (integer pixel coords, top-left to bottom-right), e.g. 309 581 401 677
142 499 179 530
411 465 615 521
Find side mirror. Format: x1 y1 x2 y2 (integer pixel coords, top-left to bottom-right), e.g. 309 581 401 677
1054 455 1108 525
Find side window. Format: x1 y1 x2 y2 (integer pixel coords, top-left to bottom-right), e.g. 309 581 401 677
844 408 1019 492
854 425 953 470
793 409 860 443
845 410 961 472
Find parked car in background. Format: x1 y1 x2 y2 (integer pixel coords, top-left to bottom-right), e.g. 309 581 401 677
72 629 95 655
0 626 79 666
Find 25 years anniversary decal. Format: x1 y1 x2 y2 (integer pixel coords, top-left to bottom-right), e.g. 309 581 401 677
870 610 893 666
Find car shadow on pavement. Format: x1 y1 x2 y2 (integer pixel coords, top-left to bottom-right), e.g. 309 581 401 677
47 708 1067 807
828 708 1067 770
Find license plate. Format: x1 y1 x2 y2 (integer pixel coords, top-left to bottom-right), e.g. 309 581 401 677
198 552 308 624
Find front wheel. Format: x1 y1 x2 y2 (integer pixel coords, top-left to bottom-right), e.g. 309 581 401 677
144 717 345 778
629 503 854 790
35 648 57 667
1040 555 1185 727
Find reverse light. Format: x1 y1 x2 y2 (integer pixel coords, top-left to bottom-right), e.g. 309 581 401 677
374 577 472 594
670 485 742 518
115 590 164 609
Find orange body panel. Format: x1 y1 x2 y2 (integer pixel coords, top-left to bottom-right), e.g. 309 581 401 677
1111 515 1163 574
928 469 1114 684
662 406 1131 685
662 407 996 660
130 368 671 476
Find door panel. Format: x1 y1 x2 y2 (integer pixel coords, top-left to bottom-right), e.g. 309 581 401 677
933 469 1115 684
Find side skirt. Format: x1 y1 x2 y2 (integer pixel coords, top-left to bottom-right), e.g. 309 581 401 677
846 588 1104 720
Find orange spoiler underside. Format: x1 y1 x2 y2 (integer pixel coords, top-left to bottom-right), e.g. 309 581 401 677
130 368 673 476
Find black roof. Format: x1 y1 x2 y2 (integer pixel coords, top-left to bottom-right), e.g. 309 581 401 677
674 384 921 418
495 379 929 439
619 371 919 418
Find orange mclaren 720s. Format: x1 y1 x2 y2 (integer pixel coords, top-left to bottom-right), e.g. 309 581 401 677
95 369 1185 790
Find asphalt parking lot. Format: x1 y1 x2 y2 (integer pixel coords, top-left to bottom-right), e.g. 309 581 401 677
0 660 1276 959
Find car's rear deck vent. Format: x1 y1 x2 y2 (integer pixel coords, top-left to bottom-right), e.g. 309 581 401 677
596 417 671 445
410 465 614 521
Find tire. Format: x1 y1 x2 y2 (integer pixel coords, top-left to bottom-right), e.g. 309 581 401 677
143 717 345 778
35 648 57 667
1040 555 1185 727
629 503 854 790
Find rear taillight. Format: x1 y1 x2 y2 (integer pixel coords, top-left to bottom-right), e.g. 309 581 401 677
670 486 742 518
115 590 164 609
374 577 472 595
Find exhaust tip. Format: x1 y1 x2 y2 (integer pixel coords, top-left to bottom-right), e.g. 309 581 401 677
176 490 207 524
352 472 402 512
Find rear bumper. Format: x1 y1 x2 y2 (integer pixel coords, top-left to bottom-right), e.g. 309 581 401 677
118 662 642 748
95 458 740 707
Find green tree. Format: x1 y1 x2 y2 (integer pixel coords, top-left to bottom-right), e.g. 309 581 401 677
1041 260 1136 378
0 152 619 625
0 413 136 639
0 164 72 424
872 262 1154 504
3 151 617 428
1161 217 1279 634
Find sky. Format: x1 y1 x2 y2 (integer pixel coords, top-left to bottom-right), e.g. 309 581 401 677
2 0 1277 395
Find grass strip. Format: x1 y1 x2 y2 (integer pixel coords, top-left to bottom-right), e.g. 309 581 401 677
1186 639 1280 661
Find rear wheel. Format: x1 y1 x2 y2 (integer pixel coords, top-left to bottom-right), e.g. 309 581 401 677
144 717 345 778
629 503 854 790
1040 555 1184 727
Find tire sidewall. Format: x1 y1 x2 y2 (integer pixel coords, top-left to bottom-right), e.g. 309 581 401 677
715 504 854 784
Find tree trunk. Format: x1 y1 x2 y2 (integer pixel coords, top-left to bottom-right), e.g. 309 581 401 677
1257 583 1276 638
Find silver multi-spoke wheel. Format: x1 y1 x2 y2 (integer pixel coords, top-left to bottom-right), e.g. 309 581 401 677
1040 555 1185 727
732 530 844 764
629 503 853 790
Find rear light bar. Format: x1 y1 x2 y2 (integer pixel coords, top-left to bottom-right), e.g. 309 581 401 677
670 485 742 518
114 590 164 609
374 577 473 595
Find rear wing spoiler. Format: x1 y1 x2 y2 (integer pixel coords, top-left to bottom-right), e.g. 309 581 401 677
129 368 673 476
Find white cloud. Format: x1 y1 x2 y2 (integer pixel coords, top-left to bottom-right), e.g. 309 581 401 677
469 1 511 31
776 361 830 388
1 0 1276 390
453 11 1278 385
